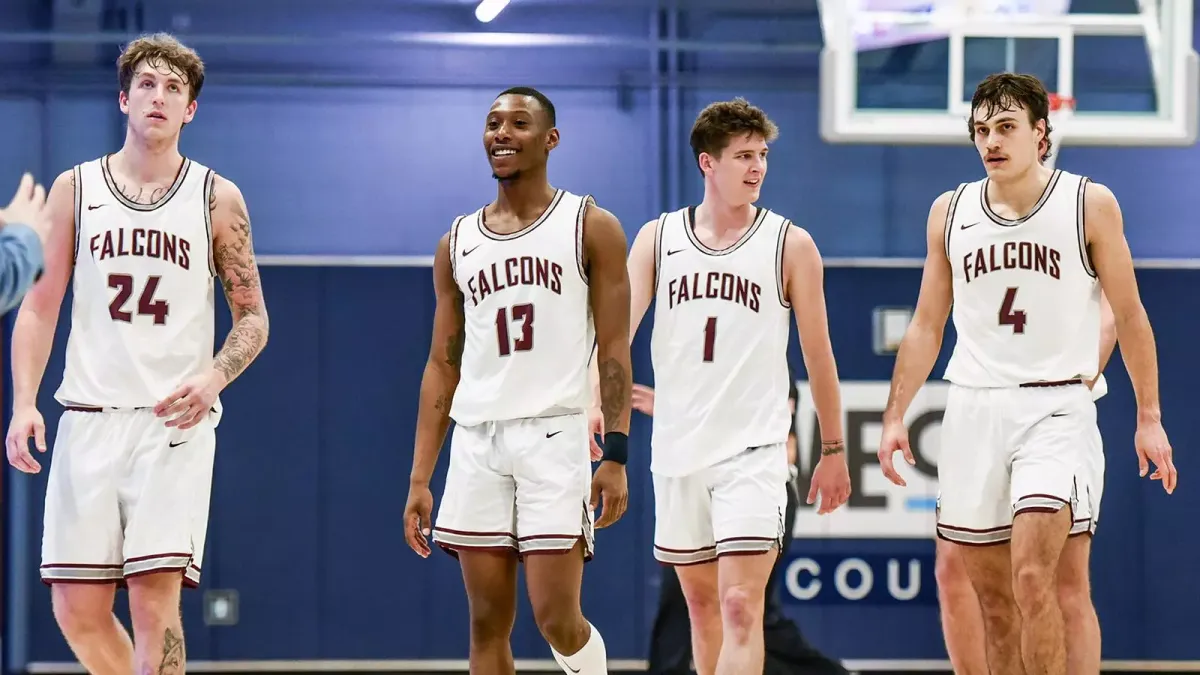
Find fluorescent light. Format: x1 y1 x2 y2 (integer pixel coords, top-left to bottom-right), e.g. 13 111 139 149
475 0 510 23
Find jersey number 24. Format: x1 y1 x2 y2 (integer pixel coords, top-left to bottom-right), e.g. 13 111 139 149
108 273 169 325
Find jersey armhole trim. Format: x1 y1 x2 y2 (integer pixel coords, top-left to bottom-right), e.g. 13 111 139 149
1076 177 1097 278
203 170 217 277
775 219 791 309
575 194 592 284
943 183 968 258
72 164 83 263
448 215 465 287
652 212 667 295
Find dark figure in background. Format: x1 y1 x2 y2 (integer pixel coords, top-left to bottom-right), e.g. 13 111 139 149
638 374 849 675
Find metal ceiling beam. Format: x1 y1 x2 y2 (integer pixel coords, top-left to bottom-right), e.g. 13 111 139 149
0 30 821 53
161 0 819 12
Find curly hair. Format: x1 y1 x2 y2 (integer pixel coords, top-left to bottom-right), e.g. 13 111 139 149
117 33 206 103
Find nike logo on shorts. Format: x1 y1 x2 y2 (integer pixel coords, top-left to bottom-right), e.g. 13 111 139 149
169 440 188 447
546 431 563 438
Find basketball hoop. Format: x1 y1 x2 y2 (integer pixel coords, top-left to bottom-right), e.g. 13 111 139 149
1045 93 1075 170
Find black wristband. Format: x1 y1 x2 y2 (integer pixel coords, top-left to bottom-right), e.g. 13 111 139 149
602 432 628 465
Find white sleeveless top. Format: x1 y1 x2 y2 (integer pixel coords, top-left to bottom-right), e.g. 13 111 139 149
448 189 595 427
55 155 219 410
649 206 794 477
943 169 1101 387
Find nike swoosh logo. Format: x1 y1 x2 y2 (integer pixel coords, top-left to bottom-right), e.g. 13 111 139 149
960 221 979 230
169 440 188 447
546 431 563 438
1050 412 1067 418
552 653 580 673
462 245 481 256
666 248 685 256
87 204 106 210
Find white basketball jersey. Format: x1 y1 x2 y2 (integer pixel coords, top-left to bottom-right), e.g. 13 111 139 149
55 156 218 409
448 189 595 427
650 206 793 477
943 169 1101 387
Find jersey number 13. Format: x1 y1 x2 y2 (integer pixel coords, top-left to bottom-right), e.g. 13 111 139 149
495 303 535 356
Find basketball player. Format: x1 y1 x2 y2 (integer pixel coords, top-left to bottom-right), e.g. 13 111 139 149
878 72 1175 675
4 33 268 675
402 87 632 675
599 98 851 675
938 290 1116 675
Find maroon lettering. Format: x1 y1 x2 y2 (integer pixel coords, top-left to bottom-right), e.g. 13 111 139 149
90 228 193 271
107 273 169 325
467 256 564 306
667 272 762 313
963 242 1062 283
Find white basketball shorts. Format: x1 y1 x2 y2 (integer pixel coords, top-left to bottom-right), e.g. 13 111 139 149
653 443 789 566
41 407 217 587
433 412 595 560
936 382 1100 545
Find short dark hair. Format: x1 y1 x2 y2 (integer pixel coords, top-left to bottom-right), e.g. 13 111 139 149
496 86 556 127
969 72 1054 163
689 98 779 174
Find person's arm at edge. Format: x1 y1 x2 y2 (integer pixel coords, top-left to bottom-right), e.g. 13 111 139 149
0 223 46 314
10 169 75 411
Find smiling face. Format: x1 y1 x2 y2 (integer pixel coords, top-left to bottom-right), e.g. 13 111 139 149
483 93 559 181
689 98 779 206
698 132 768 205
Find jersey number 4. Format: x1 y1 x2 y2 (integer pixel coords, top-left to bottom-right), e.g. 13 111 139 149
108 273 169 325
495 303 534 356
998 287 1027 334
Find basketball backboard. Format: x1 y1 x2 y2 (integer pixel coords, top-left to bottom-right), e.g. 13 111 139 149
817 0 1199 146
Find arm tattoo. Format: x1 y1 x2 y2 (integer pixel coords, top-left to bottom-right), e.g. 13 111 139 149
821 440 845 457
444 294 466 369
434 393 452 413
213 195 268 384
598 358 629 434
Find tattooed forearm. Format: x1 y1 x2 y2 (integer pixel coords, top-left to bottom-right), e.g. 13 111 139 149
443 298 465 369
598 357 630 434
433 392 452 413
214 315 267 383
821 440 845 457
212 187 268 385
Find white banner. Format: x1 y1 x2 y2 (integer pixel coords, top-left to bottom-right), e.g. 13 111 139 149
792 380 950 539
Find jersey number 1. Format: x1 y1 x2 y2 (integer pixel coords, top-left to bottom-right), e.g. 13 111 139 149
496 303 535 356
998 287 1027 334
702 316 717 362
108 274 169 325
